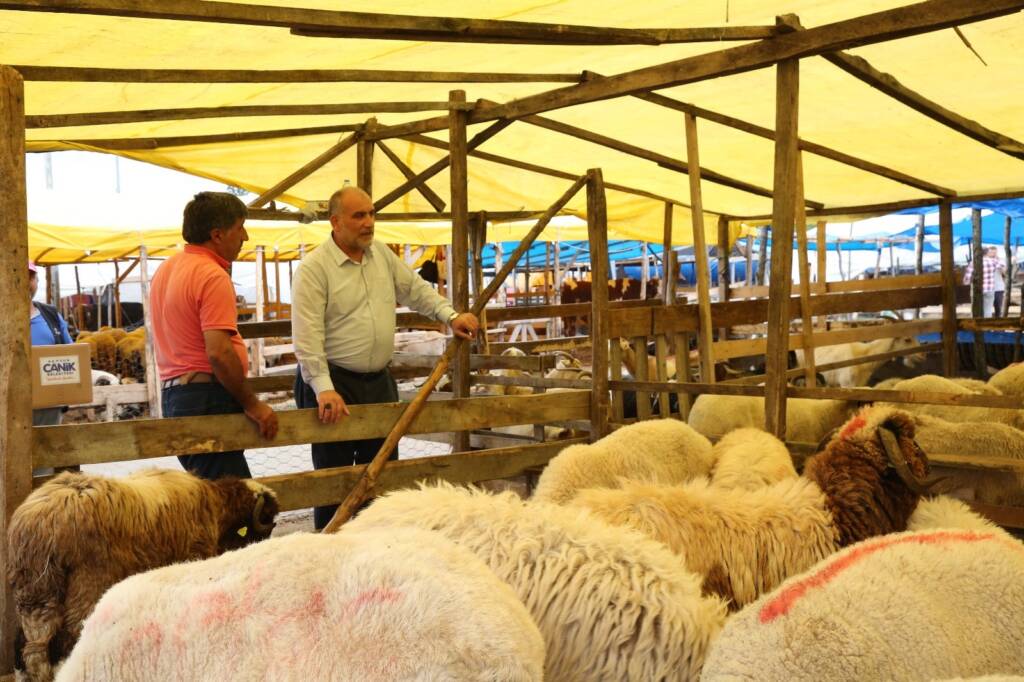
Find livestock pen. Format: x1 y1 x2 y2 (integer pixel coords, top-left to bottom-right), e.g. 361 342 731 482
4 1 1024 676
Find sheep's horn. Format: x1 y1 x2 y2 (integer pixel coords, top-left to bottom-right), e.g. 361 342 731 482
877 427 946 495
250 492 275 534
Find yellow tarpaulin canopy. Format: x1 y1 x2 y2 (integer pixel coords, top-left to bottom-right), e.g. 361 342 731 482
4 1 1024 247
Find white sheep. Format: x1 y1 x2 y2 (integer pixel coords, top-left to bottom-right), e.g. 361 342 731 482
882 375 1024 430
908 495 1014 540
989 362 1024 399
795 336 921 387
700 529 1024 681
571 406 935 610
709 428 797 490
349 483 728 682
532 418 714 504
56 528 545 682
687 394 851 444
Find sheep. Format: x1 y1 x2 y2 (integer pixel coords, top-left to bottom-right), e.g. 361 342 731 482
989 362 1024 399
687 394 852 444
709 428 797 490
700 529 1024 681
571 407 934 610
619 337 676 381
908 495 1014 540
532 418 714 505
881 375 1024 430
349 483 728 682
8 469 279 682
483 346 535 396
911 413 1024 506
795 335 921 387
56 528 545 682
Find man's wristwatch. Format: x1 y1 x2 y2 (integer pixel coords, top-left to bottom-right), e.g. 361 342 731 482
447 311 460 325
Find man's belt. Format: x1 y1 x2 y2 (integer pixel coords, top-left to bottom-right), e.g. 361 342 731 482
161 371 215 389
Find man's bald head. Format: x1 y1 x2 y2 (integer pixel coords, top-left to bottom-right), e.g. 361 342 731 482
328 186 372 219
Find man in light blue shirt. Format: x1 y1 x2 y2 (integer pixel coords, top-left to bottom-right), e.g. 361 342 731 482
29 261 74 427
292 186 478 529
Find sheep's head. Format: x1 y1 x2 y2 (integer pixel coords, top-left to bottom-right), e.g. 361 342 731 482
803 407 936 547
217 480 279 551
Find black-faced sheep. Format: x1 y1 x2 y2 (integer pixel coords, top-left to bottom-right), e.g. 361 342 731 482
55 528 545 682
8 469 279 682
349 483 728 682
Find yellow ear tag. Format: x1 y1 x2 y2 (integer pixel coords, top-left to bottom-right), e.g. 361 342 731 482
237 526 248 538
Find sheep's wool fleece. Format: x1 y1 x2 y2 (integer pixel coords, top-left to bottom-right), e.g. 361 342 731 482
709 428 796 490
700 530 1024 681
532 418 714 504
56 528 545 682
349 483 728 682
883 375 1024 430
687 395 849 444
908 495 1016 539
989 363 1024 399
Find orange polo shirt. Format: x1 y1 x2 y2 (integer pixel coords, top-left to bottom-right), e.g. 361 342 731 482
150 244 248 382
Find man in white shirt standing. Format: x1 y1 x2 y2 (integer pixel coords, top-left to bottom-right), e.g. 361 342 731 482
292 186 479 529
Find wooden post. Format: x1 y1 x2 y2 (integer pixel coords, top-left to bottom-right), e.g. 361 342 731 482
684 113 715 384
816 220 827 289
939 200 958 377
971 209 986 377
640 241 649 301
874 244 883 278
744 234 753 287
717 213 730 339
587 169 610 440
113 259 122 327
449 90 471 453
1004 215 1013 317
0 65 32 677
889 240 896 277
794 155 816 384
273 248 282 318
915 214 926 275
552 238 562 336
73 264 85 331
756 226 769 285
837 238 846 280
138 245 161 417
470 211 489 355
662 202 676 304
253 246 266 377
764 58 800 439
494 243 505 307
356 118 376 194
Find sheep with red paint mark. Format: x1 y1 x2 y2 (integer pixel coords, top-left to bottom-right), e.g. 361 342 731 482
700 529 1024 681
571 406 936 610
56 528 545 682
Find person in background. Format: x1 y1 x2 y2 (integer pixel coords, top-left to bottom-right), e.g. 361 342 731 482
29 261 73 427
291 186 479 530
150 192 279 480
963 245 1004 318
991 247 1007 317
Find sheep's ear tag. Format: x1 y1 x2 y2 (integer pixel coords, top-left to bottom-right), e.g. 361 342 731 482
237 526 248 538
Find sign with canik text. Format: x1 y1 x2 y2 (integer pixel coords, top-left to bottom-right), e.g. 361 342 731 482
31 343 92 408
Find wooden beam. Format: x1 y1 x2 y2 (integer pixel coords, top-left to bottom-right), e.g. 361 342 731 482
939 199 959 377
448 90 471 453
587 169 611 440
764 58 799 439
26 102 452 129
662 203 675 305
138 246 161 416
0 65 32 676
249 129 360 207
585 71 955 197
47 123 362 151
356 118 376 194
373 120 511 212
685 113 716 384
824 50 1024 162
794 157 817 383
375 140 446 211
14 64 584 83
970 208 987 378
369 0 1024 138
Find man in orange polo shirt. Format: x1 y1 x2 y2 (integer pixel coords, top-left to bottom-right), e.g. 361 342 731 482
151 192 278 480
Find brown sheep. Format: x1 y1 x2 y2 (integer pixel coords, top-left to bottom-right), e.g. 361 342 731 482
7 469 279 682
115 332 147 382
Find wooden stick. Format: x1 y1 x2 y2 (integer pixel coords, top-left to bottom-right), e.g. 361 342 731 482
587 169 611 440
716 214 731 339
469 212 490 355
794 155 817 383
970 209 987 378
375 140 446 211
59 123 363 150
1004 215 1013 317
249 130 360 207
662 203 675 304
356 118 376 194
138 246 161 417
113 259 122 327
322 173 588 532
685 113 716 384
448 91 471 453
939 200 959 376
609 337 624 422
764 58 800 439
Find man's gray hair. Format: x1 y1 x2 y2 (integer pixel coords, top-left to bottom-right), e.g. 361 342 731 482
328 186 370 218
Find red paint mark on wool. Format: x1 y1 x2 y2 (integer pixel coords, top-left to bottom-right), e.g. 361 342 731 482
306 589 326 618
343 587 402 618
839 416 866 440
759 531 999 624
200 591 236 626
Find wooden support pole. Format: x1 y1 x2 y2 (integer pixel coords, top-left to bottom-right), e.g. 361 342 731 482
273 249 282 318
587 169 611 439
939 200 958 376
915 214 926 275
756 226 769 286
744 235 753 287
837 239 847 280
249 129 360 208
356 118 376 194
553 238 562 337
322 173 589 532
717 213 730 338
685 113 716 384
1004 215 1013 317
640 241 649 301
470 212 489 355
764 58 800 439
889 240 897 277
816 220 827 290
73 264 85 331
794 155 816 383
0 64 32 677
254 246 266 377
448 90 471 453
663 203 676 305
971 209 987 378
138 245 161 417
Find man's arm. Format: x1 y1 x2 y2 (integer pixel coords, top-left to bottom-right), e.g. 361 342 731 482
290 260 348 424
203 329 278 439
389 248 479 339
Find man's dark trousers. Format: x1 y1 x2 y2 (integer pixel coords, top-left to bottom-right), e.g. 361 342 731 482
294 364 400 530
163 383 253 480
